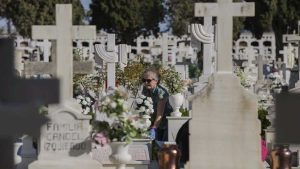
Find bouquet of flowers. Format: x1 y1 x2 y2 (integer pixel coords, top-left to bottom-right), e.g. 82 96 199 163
76 94 94 115
267 72 285 90
93 87 150 143
73 66 105 115
159 66 185 95
130 94 154 135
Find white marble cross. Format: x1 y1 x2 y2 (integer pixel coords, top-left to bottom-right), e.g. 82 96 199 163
252 54 269 83
94 34 118 88
276 58 287 81
195 0 254 73
162 33 168 65
118 44 131 70
0 39 59 169
191 16 215 75
31 4 96 101
283 21 300 83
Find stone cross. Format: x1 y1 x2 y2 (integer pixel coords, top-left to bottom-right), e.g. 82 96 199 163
252 54 269 83
162 33 168 65
31 4 96 101
276 58 287 81
0 39 59 169
195 0 254 72
118 44 131 70
283 21 300 86
191 16 214 75
94 33 118 89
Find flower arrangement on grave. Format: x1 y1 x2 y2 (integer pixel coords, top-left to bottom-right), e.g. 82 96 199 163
116 56 149 96
267 72 286 90
132 93 154 130
93 87 151 143
73 66 106 116
234 67 252 89
159 66 186 95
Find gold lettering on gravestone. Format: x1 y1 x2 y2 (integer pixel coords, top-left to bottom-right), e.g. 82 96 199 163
43 122 86 152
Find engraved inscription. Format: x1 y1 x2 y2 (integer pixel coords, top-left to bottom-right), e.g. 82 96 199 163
43 122 87 152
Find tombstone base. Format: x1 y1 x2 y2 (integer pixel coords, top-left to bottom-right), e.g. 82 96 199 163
189 73 262 169
29 158 101 169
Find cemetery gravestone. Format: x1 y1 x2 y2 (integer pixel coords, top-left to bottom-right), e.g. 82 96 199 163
94 34 118 89
0 39 59 169
188 1 262 169
191 17 215 76
252 55 269 93
283 21 300 90
28 4 100 169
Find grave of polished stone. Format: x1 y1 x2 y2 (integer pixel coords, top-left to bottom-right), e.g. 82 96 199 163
191 16 215 76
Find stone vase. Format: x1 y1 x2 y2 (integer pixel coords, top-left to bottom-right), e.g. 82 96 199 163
278 145 292 169
158 142 181 169
109 142 132 169
169 93 184 117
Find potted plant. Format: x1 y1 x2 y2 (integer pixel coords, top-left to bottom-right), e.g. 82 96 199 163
93 87 152 168
159 66 189 117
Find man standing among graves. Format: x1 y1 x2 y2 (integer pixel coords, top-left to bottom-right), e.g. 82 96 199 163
141 68 172 141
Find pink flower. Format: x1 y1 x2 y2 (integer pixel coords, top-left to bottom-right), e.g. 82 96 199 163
94 132 110 146
261 139 268 161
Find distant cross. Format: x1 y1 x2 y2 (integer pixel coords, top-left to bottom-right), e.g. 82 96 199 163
252 55 269 83
31 4 96 101
94 34 118 88
191 16 215 75
118 44 130 70
0 39 59 169
195 0 254 72
283 21 300 83
162 33 168 65
276 58 287 81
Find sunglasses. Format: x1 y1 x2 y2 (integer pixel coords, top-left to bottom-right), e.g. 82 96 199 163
142 78 155 83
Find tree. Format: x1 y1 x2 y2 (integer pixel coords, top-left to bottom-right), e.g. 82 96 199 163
168 0 245 39
0 0 84 37
89 0 165 45
244 0 300 54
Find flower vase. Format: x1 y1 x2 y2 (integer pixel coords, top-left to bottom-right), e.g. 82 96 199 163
169 93 184 117
109 142 132 169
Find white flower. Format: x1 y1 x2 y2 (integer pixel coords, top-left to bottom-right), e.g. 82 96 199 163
144 100 150 106
144 119 151 128
140 94 146 99
76 99 81 104
82 100 88 105
147 97 152 103
117 99 125 104
122 102 128 110
139 106 146 112
86 97 91 103
110 102 117 108
77 95 84 100
142 115 151 119
83 107 90 115
136 98 143 104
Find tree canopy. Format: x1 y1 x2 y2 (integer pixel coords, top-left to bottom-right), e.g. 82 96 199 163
168 0 300 52
245 0 300 53
167 0 245 39
89 0 165 45
0 0 84 37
